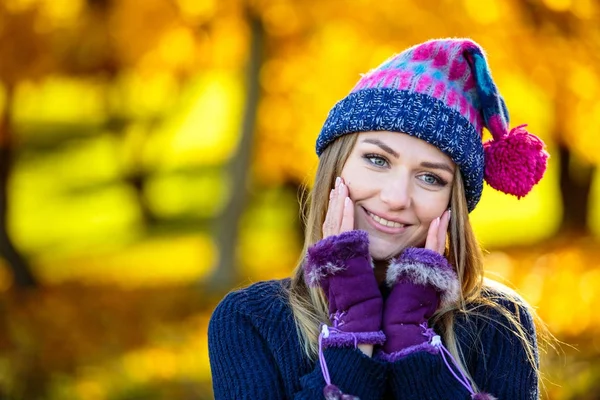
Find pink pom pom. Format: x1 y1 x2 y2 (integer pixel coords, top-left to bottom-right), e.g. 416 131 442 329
483 124 549 198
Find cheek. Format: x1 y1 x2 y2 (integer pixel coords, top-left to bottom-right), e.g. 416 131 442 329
413 190 451 221
342 166 376 198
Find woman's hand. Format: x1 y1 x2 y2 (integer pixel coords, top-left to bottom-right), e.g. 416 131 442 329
379 208 458 359
424 209 451 255
310 176 382 358
322 177 354 238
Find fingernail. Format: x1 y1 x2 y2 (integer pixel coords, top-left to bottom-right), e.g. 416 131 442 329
335 177 341 188
330 189 334 199
344 197 350 206
338 181 344 194
447 208 451 221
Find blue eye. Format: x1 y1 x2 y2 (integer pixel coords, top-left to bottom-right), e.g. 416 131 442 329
364 154 389 168
419 173 446 186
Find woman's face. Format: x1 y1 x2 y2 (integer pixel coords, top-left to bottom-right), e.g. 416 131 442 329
340 131 455 261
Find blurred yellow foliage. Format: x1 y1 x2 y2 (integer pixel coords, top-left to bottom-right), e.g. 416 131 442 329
543 0 573 12
32 234 216 287
13 77 105 125
165 72 243 167
464 0 503 24
176 0 216 22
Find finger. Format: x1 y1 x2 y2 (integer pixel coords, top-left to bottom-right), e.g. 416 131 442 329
330 178 348 233
424 217 440 252
437 210 450 254
322 191 339 237
340 196 354 233
322 177 344 237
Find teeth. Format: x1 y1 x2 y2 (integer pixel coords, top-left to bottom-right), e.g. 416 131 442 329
368 212 404 228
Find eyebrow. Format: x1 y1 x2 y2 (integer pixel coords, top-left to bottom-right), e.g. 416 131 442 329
362 138 454 175
420 161 455 175
362 139 399 158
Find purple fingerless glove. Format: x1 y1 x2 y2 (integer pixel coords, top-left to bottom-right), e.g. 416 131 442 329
304 230 385 347
379 247 459 361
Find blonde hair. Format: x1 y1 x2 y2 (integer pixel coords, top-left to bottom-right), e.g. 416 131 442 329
288 132 551 391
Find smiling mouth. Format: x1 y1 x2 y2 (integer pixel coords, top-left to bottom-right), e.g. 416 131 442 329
366 210 405 229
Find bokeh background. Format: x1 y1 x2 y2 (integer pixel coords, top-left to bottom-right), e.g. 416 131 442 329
1 0 599 398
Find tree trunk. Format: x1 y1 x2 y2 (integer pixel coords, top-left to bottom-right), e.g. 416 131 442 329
207 13 264 292
553 67 594 236
519 0 597 236
0 86 37 288
558 143 594 235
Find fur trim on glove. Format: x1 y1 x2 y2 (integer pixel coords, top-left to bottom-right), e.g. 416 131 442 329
322 330 386 348
304 230 371 287
375 341 439 362
387 247 459 307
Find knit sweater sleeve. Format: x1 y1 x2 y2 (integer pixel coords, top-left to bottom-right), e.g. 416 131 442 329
208 281 387 399
297 347 388 399
387 290 539 399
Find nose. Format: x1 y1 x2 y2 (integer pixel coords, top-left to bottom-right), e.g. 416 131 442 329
379 172 412 210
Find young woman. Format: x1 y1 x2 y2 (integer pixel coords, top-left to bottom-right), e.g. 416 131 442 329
208 38 550 399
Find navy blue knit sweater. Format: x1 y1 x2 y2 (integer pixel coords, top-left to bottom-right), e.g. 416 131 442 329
208 279 538 399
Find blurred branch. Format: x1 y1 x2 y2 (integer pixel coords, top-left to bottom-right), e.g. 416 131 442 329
0 86 37 288
207 11 264 292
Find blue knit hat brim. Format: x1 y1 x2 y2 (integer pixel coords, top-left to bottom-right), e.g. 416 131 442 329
317 88 484 211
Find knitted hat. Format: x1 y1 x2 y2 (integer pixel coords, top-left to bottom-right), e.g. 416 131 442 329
316 38 548 211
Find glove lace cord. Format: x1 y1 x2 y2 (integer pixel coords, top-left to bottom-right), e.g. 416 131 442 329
318 325 332 386
318 319 360 399
421 322 476 396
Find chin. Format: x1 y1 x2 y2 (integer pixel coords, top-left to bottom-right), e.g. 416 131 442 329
368 242 405 261
366 233 426 261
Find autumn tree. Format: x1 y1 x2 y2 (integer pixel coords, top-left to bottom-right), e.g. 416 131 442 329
518 0 599 235
0 3 57 287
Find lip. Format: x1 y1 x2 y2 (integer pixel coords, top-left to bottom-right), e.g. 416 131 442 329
361 206 410 234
